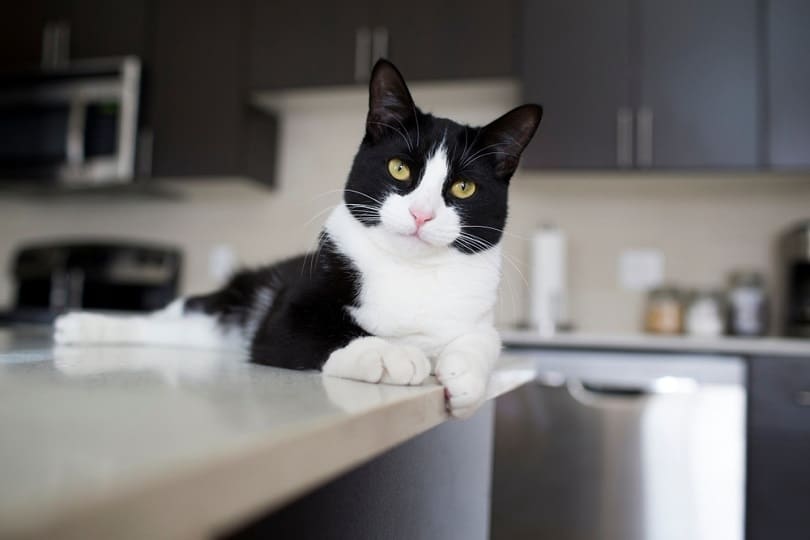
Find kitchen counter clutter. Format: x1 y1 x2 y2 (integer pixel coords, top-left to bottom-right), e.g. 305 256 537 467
0 327 535 540
501 328 810 358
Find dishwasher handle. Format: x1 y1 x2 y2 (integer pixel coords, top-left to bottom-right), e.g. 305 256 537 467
537 374 699 406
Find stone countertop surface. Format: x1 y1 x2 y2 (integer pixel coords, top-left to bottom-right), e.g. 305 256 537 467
0 327 535 540
501 328 810 358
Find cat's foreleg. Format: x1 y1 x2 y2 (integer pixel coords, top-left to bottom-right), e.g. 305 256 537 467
322 336 432 386
53 299 242 349
435 327 501 418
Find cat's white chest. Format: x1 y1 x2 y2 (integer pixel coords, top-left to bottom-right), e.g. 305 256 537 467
352 257 495 340
325 205 500 355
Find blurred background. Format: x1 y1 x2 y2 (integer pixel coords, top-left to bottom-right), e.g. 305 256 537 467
0 0 809 338
1 2 809 539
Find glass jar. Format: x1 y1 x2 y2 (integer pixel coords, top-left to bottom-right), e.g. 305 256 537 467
685 289 725 337
727 271 768 337
644 286 684 335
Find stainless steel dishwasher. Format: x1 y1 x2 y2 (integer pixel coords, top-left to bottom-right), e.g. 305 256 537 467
492 350 745 540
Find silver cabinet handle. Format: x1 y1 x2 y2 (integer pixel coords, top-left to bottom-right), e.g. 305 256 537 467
354 27 371 82
616 107 633 167
371 26 389 62
636 106 654 167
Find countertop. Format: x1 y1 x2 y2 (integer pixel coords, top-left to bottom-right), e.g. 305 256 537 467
0 327 535 540
501 328 810 358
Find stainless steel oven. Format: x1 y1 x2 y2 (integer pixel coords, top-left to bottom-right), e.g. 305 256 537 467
0 57 140 186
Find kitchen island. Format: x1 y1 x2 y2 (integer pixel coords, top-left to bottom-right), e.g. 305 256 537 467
0 327 534 540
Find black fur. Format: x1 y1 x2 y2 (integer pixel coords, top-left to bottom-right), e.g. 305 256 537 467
185 238 366 369
184 60 542 370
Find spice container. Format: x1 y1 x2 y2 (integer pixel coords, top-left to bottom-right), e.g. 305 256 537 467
685 289 725 337
644 286 684 335
727 271 768 337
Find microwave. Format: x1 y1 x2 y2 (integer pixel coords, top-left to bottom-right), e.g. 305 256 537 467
0 57 140 186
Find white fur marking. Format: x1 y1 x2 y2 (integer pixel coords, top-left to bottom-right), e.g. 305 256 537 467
54 300 247 352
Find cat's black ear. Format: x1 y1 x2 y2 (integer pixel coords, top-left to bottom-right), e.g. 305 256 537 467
479 104 543 180
366 60 416 141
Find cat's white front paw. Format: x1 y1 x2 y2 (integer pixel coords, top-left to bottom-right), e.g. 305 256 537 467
435 352 489 418
54 312 111 345
323 337 431 386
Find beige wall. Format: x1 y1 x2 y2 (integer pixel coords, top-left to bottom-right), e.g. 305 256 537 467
1 81 808 333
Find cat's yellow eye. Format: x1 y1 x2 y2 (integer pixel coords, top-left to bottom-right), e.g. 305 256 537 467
450 180 477 199
387 158 411 181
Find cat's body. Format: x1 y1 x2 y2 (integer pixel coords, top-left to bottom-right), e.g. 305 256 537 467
54 60 541 417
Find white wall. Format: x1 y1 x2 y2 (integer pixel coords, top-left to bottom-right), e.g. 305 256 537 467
1 80 808 333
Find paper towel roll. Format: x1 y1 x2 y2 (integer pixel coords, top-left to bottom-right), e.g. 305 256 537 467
529 225 567 337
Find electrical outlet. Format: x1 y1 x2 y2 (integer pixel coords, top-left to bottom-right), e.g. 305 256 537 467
619 249 664 291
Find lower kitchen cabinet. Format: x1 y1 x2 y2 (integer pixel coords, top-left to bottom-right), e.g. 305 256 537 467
746 356 810 540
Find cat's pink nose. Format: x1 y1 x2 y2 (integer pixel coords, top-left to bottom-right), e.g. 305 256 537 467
410 208 435 228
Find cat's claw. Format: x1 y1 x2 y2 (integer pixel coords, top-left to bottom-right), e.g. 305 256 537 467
323 337 431 386
435 352 488 418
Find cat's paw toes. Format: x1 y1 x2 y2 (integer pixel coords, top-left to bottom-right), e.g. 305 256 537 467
379 344 431 386
322 338 430 386
435 354 488 418
54 313 105 345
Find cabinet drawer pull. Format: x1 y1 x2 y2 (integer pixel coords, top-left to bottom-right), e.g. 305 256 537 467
616 107 633 167
354 27 371 82
636 106 654 167
796 390 810 407
372 27 389 62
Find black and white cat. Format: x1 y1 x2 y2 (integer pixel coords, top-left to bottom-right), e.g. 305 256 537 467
54 60 542 417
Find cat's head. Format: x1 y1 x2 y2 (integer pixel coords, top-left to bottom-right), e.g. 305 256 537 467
344 60 541 257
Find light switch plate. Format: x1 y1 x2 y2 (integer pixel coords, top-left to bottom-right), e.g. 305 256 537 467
619 249 664 291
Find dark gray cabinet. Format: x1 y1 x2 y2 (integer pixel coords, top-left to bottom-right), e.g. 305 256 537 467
638 0 758 169
247 0 368 89
0 1 148 71
746 355 810 540
521 0 633 169
371 0 516 82
150 0 276 183
766 0 810 169
247 0 516 90
522 0 759 170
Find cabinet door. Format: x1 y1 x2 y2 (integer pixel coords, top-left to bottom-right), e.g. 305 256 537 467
767 0 810 169
150 0 246 177
520 0 633 169
0 1 70 73
248 0 369 89
371 0 516 82
746 356 810 540
638 0 758 169
69 0 148 60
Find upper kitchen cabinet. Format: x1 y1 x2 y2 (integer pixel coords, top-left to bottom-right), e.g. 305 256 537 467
69 0 149 60
521 0 633 169
522 0 759 170
0 2 68 72
766 0 810 169
247 0 369 89
0 0 148 71
247 0 516 90
369 0 516 82
637 0 758 169
149 0 276 183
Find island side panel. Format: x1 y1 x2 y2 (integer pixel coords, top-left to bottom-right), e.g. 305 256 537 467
225 401 495 540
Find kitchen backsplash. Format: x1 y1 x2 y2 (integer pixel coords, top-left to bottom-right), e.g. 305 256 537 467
1 81 809 333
